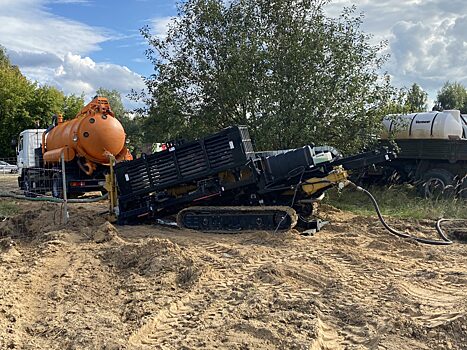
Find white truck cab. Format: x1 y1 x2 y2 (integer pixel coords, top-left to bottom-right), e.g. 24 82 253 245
17 129 46 171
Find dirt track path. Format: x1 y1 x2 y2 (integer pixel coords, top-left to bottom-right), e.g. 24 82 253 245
0 202 466 349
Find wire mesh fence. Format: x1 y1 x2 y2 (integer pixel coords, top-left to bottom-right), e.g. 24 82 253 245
0 157 64 197
0 152 115 228
0 157 19 176
0 157 21 195
0 155 70 224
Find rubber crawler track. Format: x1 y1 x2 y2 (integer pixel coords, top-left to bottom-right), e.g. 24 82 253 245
176 206 298 233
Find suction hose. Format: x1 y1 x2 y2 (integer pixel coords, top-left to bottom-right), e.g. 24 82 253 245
347 182 465 246
0 192 108 203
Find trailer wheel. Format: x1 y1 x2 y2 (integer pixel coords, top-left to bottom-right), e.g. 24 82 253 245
421 169 455 199
52 173 63 199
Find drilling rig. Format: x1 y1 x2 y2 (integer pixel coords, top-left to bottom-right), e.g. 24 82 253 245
115 126 395 232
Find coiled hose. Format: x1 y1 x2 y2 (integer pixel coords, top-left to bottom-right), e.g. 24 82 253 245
348 182 467 246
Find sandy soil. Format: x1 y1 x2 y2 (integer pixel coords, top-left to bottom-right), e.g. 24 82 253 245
0 174 466 349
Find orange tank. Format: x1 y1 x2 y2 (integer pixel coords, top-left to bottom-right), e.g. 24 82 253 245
43 96 132 175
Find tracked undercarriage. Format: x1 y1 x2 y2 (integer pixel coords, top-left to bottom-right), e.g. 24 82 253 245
177 206 298 232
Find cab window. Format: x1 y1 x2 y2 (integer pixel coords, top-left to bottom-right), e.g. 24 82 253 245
18 135 23 152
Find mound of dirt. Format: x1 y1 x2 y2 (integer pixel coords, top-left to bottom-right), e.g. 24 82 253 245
1 199 467 349
317 204 357 222
0 203 107 241
253 262 285 284
92 221 123 243
101 238 203 288
240 230 302 247
0 237 20 262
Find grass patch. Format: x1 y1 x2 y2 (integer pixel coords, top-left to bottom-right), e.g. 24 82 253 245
0 200 20 217
324 185 467 220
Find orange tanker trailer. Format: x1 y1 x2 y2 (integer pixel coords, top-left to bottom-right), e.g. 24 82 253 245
19 96 132 198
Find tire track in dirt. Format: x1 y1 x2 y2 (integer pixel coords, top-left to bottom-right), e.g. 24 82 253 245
316 236 467 349
202 239 344 350
128 237 344 349
8 242 76 348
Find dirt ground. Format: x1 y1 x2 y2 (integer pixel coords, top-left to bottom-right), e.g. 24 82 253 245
0 175 467 350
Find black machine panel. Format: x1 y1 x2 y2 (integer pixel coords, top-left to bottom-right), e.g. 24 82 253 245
115 126 254 200
262 146 315 183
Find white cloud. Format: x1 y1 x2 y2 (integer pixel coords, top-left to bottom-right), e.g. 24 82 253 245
0 0 108 56
7 50 63 68
55 53 145 95
0 0 145 108
326 1 467 105
18 53 145 108
151 16 176 40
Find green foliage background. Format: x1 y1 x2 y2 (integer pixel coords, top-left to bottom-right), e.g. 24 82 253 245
139 0 396 153
1 0 466 158
435 82 467 113
0 47 84 157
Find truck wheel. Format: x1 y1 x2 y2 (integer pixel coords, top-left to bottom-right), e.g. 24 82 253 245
52 173 63 199
421 169 454 199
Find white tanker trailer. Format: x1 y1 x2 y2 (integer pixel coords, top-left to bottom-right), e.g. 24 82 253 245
376 110 467 198
382 110 466 140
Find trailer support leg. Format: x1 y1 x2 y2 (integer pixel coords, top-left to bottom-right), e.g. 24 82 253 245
61 151 68 224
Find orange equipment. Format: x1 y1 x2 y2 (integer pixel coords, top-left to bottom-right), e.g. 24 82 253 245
42 96 132 175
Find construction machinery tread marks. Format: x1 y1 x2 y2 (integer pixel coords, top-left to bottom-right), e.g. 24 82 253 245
177 206 298 233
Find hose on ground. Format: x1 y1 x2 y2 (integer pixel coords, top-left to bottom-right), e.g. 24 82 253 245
347 182 463 246
0 192 63 203
0 191 108 203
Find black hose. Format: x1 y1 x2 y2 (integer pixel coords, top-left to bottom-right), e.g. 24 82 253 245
0 191 108 203
273 168 306 233
348 182 455 245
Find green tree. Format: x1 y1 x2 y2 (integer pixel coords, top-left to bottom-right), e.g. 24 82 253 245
435 81 467 113
0 50 35 157
385 84 428 115
63 94 85 120
26 85 66 127
0 45 9 67
0 46 82 157
139 0 394 153
405 83 427 112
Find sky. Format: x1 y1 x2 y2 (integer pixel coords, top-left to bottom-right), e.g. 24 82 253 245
0 0 466 109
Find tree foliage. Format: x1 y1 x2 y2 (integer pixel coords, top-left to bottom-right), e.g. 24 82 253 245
140 0 394 153
63 94 85 120
0 54 34 157
405 83 427 112
435 82 467 113
385 83 428 114
0 46 84 157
